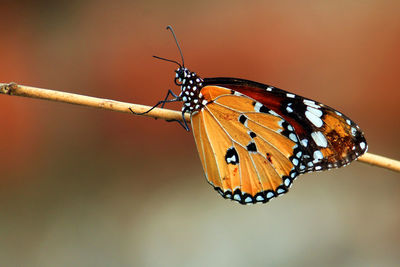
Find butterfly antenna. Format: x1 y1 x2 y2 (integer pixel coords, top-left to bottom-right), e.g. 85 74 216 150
166 25 185 67
152 55 182 68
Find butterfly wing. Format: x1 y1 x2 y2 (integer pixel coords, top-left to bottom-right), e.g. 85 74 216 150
191 78 367 204
203 78 368 172
191 86 301 204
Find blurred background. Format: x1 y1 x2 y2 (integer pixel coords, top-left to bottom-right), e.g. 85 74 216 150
0 0 399 266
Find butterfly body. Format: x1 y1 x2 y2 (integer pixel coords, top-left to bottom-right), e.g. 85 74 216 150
176 67 206 113
173 66 367 204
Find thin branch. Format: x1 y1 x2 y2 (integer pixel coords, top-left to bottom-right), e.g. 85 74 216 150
357 152 400 172
0 82 190 122
1 82 399 173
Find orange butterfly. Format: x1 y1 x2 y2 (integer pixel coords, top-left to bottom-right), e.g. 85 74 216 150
136 26 368 204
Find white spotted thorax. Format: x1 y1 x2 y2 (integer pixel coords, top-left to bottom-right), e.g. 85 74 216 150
175 67 206 113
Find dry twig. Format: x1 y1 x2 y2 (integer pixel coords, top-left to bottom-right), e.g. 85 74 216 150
1 82 399 173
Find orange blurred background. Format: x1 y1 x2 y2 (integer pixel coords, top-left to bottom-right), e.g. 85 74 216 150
0 1 399 266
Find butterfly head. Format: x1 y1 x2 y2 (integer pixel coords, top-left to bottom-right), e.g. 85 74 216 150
175 67 203 86
174 67 190 84
154 26 206 114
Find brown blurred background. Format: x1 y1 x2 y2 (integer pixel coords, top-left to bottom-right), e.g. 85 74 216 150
0 0 399 266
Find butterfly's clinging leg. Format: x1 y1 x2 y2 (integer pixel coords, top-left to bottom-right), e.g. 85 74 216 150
165 118 190 131
160 90 179 109
129 89 180 115
181 109 190 131
165 108 190 131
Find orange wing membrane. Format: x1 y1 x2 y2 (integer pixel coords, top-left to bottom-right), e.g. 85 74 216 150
191 86 300 204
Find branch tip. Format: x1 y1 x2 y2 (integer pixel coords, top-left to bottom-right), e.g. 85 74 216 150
0 82 18 95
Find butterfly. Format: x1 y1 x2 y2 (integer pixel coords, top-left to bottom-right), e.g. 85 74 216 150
135 26 368 205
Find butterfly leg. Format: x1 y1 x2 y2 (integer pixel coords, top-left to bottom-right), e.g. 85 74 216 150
160 90 179 109
164 108 190 131
180 109 190 131
129 89 180 115
129 89 189 130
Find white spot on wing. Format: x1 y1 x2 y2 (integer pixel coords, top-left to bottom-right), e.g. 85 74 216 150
289 133 298 142
226 155 237 163
360 142 366 150
254 102 263 112
311 131 328 148
245 197 252 203
307 106 323 117
303 99 320 109
256 195 264 201
277 188 285 194
351 127 357 136
313 150 324 161
286 93 295 98
305 111 323 127
301 139 308 147
269 110 280 116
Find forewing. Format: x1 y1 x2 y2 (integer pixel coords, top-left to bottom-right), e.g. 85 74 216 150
203 78 368 173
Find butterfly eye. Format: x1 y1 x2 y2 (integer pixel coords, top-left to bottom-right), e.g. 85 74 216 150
174 68 186 84
174 71 185 85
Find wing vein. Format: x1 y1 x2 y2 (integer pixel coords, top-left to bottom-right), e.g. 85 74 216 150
248 153 264 194
202 109 224 189
191 114 209 182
